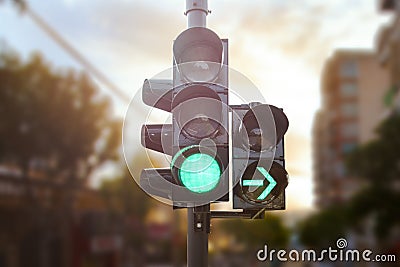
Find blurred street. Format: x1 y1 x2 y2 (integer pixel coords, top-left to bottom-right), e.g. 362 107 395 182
0 0 399 266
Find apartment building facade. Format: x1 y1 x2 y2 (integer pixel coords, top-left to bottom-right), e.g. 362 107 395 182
313 50 390 208
378 0 400 111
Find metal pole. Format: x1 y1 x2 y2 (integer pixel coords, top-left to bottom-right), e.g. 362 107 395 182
187 204 210 267
185 1 210 266
185 0 209 28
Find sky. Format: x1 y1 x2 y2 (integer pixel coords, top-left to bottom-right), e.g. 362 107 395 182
0 0 393 211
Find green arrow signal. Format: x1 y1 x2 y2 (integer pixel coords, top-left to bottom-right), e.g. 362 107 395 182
256 167 276 200
242 180 264 186
241 167 277 200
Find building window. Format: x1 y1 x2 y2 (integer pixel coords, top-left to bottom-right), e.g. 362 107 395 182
340 60 358 78
341 123 358 137
335 162 346 178
341 103 358 117
342 142 357 154
340 83 357 97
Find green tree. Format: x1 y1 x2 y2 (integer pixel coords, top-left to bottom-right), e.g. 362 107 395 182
299 206 348 249
346 113 400 240
98 154 167 265
220 215 290 249
99 170 151 251
99 167 152 221
299 113 400 248
0 48 122 267
0 50 121 182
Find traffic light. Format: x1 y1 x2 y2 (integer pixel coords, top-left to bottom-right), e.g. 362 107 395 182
139 27 289 212
140 27 229 207
231 102 289 211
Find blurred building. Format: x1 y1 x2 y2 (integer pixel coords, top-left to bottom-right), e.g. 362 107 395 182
313 50 390 208
378 0 400 111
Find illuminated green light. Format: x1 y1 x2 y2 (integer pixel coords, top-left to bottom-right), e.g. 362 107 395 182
243 180 264 186
257 167 277 200
179 153 221 193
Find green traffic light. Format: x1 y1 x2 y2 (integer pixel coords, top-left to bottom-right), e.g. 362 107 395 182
178 153 221 193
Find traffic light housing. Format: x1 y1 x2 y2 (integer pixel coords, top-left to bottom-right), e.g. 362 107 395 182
139 26 289 212
231 103 289 211
140 27 229 207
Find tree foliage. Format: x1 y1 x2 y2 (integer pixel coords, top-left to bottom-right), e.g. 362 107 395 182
99 168 152 220
346 112 400 240
0 50 121 181
299 206 348 249
346 187 400 239
220 214 290 249
347 113 400 185
300 113 400 247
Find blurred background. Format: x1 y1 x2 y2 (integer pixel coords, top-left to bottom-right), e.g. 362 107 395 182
0 0 400 266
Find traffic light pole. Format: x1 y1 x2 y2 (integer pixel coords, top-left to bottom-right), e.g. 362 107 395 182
185 0 209 28
184 2 210 267
187 205 210 267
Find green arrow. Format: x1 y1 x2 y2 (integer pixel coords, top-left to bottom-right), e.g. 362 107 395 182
256 167 277 200
242 180 264 186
